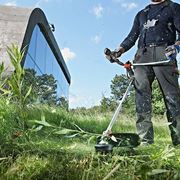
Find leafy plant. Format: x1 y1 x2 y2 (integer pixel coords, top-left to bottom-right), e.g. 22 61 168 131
7 44 32 107
29 112 100 140
0 62 10 96
152 80 165 114
0 100 179 179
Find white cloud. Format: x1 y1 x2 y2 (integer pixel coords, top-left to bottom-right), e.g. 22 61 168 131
35 0 49 7
112 0 138 11
61 47 76 62
121 2 138 11
5 1 17 6
91 34 102 44
92 4 104 18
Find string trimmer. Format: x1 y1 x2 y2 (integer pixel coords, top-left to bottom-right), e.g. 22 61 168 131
95 48 139 153
95 48 171 153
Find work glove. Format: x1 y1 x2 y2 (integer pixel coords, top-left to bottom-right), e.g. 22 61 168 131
104 47 125 63
105 53 119 63
165 44 180 61
110 47 125 59
104 48 116 63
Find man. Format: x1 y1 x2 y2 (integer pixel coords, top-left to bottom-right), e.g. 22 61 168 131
109 0 180 146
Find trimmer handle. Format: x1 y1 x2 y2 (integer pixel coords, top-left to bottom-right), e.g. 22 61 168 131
104 48 134 78
104 48 124 66
104 48 111 56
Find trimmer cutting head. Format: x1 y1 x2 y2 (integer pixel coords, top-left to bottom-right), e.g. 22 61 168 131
95 143 113 153
95 133 140 153
108 133 140 147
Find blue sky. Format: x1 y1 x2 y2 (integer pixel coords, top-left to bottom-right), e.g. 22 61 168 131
0 0 179 108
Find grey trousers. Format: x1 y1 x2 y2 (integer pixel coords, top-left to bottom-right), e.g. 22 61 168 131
133 46 180 145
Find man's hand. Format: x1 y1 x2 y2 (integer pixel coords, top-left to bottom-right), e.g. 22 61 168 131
165 44 180 61
111 47 125 59
104 47 125 63
105 55 120 63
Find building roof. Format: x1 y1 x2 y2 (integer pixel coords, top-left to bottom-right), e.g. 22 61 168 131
0 5 71 84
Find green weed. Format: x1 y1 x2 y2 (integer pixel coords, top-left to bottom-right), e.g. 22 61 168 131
0 45 179 179
0 102 179 179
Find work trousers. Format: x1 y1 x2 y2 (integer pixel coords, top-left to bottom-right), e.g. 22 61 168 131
133 46 180 145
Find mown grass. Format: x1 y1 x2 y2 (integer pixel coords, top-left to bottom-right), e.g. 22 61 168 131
0 100 179 180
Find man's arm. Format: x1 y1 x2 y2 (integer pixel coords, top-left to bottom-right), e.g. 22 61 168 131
119 12 140 52
172 3 180 43
165 39 180 61
110 12 140 59
165 3 180 61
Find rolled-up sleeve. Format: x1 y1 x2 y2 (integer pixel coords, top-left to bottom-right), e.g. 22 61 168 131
120 12 140 51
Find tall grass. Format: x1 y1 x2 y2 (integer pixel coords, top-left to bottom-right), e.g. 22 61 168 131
0 101 179 179
0 45 179 179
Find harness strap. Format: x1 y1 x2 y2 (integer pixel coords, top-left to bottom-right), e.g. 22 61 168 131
141 0 171 52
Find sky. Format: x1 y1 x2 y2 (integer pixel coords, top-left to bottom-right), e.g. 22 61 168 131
0 0 180 108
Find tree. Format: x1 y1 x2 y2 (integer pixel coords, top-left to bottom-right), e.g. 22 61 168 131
23 69 59 105
103 74 166 115
110 74 133 101
152 80 165 115
36 73 57 105
23 68 38 103
100 74 134 113
100 95 117 112
57 96 69 110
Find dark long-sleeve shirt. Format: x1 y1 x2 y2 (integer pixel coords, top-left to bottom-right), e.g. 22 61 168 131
120 0 180 51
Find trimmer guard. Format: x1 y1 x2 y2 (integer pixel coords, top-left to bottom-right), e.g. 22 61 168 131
97 133 140 148
95 144 113 153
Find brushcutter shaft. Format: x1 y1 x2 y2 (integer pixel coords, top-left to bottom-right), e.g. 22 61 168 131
103 78 134 137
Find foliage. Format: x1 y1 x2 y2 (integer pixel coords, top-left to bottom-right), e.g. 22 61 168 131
100 95 117 112
24 68 68 108
23 68 38 103
6 44 32 108
36 73 57 104
101 74 167 115
100 74 135 115
0 101 179 179
0 44 67 109
0 44 179 179
110 74 132 101
56 96 69 110
23 68 57 104
0 63 9 96
152 80 166 115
